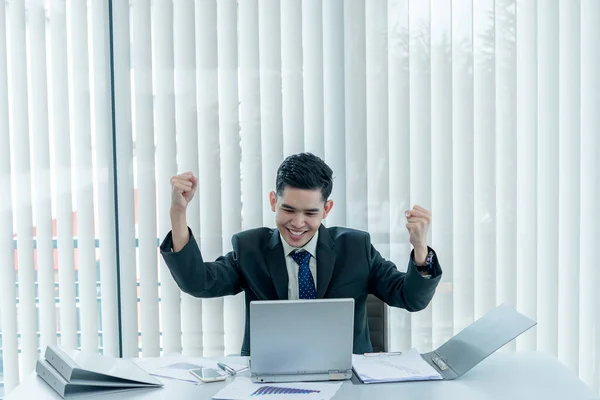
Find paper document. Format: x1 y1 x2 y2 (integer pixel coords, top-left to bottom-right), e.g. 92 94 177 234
212 377 342 400
352 348 443 383
135 357 248 385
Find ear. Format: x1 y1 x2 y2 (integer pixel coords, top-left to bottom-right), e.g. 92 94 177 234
269 191 277 212
323 200 334 218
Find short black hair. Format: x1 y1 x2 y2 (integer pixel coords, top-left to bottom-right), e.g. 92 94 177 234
275 153 334 202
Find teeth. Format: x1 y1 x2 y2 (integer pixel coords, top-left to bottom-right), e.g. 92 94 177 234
290 230 304 236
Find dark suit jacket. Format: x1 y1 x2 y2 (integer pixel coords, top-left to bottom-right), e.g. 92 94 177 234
160 224 442 356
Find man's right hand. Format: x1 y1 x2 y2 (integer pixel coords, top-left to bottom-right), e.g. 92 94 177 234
170 172 198 214
169 172 197 252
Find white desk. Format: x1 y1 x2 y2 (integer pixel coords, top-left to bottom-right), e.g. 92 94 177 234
7 352 597 400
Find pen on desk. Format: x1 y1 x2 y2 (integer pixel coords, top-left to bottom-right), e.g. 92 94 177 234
364 351 403 357
217 362 236 375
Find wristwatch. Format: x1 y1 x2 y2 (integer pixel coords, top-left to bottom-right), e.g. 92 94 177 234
414 250 435 274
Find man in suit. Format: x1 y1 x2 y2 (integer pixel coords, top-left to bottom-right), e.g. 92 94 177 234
161 153 442 356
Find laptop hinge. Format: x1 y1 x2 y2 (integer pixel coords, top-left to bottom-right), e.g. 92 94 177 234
328 370 346 380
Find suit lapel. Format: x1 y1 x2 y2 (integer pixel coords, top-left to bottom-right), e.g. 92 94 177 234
316 225 336 299
266 230 289 300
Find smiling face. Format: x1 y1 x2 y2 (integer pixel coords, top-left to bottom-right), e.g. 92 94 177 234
270 187 334 248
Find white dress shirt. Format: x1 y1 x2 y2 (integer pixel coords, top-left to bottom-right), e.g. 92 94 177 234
280 231 319 300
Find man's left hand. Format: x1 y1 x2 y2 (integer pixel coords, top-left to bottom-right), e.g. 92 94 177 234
405 205 431 265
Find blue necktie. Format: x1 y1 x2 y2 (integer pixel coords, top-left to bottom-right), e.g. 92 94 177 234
291 250 317 299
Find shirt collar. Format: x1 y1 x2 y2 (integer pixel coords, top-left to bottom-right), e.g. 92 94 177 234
280 230 319 259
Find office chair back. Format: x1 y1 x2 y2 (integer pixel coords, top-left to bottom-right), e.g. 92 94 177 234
367 295 387 352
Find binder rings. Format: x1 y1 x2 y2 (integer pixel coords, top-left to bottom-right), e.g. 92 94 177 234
36 345 163 398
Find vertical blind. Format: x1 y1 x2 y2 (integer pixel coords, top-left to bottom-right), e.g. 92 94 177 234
0 0 599 397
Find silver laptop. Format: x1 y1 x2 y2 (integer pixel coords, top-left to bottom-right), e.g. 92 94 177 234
249 299 354 383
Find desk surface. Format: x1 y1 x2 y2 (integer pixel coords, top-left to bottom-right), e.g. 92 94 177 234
7 352 597 400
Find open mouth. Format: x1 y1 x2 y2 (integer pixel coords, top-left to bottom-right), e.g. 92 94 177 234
287 228 307 240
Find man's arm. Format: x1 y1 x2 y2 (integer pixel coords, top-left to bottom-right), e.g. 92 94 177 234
170 208 190 252
160 229 243 298
367 236 442 311
169 172 196 251
405 204 431 270
368 204 441 310
162 171 243 298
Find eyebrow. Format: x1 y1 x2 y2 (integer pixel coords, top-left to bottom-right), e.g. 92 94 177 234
280 203 321 213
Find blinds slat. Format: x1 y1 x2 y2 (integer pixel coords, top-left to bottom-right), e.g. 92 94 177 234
9 0 38 373
408 0 432 352
216 0 244 356
49 0 78 350
451 0 475 334
223 295 245 357
343 0 367 231
216 0 241 247
69 0 99 353
132 0 160 357
364 0 392 351
322 0 346 227
196 0 224 357
301 0 324 157
515 0 538 351
90 0 119 358
28 0 57 352
0 1 20 390
112 0 139 358
365 0 389 253
472 0 496 318
258 0 283 226
557 0 580 373
152 0 182 355
579 0 599 390
495 0 517 340
0 179 19 391
387 0 411 352
173 0 203 356
430 0 453 350
239 0 263 230
201 297 224 356
536 0 559 356
281 0 304 156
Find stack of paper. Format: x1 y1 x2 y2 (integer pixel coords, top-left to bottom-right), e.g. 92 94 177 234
351 348 443 384
35 345 163 398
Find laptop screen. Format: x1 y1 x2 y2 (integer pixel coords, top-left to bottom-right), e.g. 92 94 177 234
249 299 354 377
